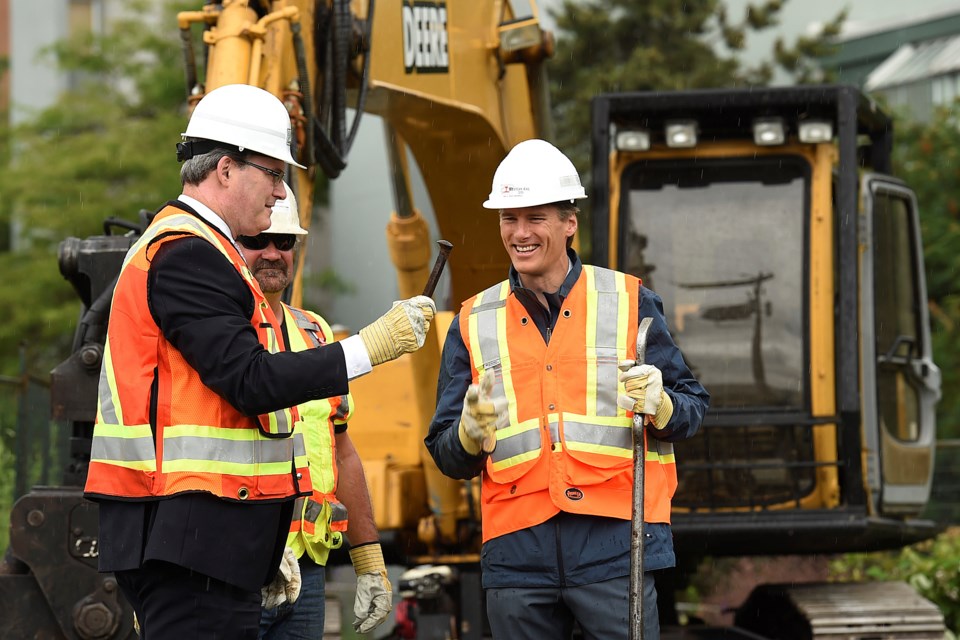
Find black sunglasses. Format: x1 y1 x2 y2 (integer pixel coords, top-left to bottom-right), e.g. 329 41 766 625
237 234 298 252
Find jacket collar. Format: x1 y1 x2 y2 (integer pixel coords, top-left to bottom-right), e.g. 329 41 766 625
508 248 583 320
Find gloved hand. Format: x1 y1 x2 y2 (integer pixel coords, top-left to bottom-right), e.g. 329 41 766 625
349 542 393 634
459 370 508 455
261 547 302 609
360 296 437 366
617 363 674 429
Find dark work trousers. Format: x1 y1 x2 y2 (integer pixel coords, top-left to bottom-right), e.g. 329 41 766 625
486 573 659 640
116 560 262 640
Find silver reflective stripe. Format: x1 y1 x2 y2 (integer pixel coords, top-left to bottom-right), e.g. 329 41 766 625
473 283 505 371
304 498 324 524
97 367 119 425
163 435 294 464
292 497 305 522
489 426 542 464
261 322 292 435
330 501 348 524
548 420 560 444
564 419 632 451
292 431 307 459
331 395 350 422
289 307 324 347
90 433 155 463
591 267 624 418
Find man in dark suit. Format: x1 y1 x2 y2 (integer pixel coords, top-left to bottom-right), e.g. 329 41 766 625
84 84 435 639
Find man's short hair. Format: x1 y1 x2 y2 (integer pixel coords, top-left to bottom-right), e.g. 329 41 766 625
180 148 247 186
554 200 580 221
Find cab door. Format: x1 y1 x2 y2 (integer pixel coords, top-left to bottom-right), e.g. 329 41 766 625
859 175 941 516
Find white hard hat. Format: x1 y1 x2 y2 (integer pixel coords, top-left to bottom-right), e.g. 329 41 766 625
483 139 587 209
266 183 308 235
182 84 306 169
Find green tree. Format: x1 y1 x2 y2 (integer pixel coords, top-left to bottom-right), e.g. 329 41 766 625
0 0 190 549
892 104 960 438
547 0 846 185
0 0 189 379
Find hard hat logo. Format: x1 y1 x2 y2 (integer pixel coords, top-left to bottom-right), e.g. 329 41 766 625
483 139 587 209
500 184 530 196
182 84 307 170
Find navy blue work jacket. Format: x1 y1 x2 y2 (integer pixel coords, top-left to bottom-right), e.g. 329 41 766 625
425 250 709 588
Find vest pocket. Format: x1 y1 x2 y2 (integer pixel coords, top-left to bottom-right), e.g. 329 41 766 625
562 450 633 488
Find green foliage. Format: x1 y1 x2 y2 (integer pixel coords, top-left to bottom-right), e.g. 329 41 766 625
890 103 960 438
0 0 189 379
547 0 847 176
829 528 960 633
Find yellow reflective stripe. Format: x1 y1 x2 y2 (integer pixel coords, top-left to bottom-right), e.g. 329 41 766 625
162 458 293 475
649 449 675 464
123 213 229 270
494 417 540 440
491 284 522 426
650 440 676 464
89 423 156 469
565 441 633 459
499 326 522 428
98 340 123 426
258 311 293 435
613 270 631 418
287 307 325 347
164 424 267 440
94 423 153 438
490 448 541 472
467 282 519 424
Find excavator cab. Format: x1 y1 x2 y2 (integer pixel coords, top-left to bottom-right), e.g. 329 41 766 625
590 85 942 559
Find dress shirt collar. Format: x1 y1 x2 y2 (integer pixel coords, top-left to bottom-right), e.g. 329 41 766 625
177 194 238 250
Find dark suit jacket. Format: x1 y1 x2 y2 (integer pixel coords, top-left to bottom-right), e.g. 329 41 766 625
97 201 351 591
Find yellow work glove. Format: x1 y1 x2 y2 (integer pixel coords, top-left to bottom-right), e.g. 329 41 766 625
617 363 674 429
359 295 436 366
458 370 508 455
349 542 393 634
261 546 302 609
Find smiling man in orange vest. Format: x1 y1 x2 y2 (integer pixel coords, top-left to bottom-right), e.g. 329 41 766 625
84 84 434 639
426 139 709 639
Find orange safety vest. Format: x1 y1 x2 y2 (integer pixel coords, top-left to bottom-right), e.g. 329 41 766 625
282 304 351 565
460 265 677 542
84 206 311 503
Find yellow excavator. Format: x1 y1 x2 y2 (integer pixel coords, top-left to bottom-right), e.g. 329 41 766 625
0 1 946 638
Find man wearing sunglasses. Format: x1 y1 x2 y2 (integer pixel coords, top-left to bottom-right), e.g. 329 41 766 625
244 187 393 639
84 84 435 639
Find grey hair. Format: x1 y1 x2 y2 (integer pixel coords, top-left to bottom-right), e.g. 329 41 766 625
180 148 244 186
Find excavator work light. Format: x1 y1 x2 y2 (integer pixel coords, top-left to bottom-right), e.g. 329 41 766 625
616 129 651 151
665 120 698 148
753 117 786 146
798 119 834 143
